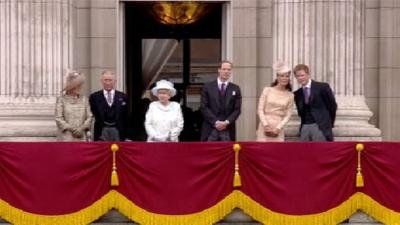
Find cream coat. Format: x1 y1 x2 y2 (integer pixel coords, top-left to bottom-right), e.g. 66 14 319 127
55 95 93 141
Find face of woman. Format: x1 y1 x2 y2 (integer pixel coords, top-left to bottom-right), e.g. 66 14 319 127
68 84 82 96
157 89 171 104
277 72 290 87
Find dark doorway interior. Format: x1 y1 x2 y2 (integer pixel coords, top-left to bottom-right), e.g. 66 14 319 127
125 2 222 141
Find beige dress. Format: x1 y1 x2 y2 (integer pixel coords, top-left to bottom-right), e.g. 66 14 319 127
256 87 294 142
55 95 93 141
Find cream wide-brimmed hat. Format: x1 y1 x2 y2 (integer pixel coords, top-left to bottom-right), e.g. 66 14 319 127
63 70 85 92
273 61 291 74
151 79 177 97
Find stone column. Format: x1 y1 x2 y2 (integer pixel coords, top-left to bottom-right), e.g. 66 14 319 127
273 0 381 140
375 1 400 140
0 0 72 140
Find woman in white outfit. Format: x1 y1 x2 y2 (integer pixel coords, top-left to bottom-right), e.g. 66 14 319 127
145 80 184 142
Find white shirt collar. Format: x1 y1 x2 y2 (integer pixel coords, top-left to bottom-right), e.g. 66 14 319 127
217 78 229 86
103 89 115 95
303 79 312 89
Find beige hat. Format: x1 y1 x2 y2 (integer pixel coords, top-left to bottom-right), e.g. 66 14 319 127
63 70 85 92
151 80 176 97
273 61 291 74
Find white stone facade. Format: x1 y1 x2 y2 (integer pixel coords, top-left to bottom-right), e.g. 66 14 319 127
0 0 71 140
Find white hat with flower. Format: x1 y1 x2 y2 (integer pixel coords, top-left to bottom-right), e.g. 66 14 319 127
151 80 177 97
273 61 291 74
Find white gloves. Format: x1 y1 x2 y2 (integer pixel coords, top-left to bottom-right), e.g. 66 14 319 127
150 134 179 142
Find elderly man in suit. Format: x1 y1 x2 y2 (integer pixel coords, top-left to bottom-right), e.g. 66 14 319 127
293 64 337 141
89 70 129 141
200 60 242 141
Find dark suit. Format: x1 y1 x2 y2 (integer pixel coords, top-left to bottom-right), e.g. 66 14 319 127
200 80 242 141
89 90 129 141
294 80 337 141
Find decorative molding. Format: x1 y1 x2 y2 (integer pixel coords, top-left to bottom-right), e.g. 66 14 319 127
0 0 72 140
0 0 71 98
273 0 364 95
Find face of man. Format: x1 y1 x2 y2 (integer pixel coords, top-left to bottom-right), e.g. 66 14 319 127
101 73 116 91
295 70 310 86
218 62 232 82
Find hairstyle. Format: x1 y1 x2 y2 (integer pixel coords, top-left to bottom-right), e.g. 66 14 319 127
101 70 116 77
293 64 310 75
271 78 292 91
219 60 233 68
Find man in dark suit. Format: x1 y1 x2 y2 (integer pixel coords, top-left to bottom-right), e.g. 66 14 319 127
89 71 129 141
293 64 337 141
200 60 242 141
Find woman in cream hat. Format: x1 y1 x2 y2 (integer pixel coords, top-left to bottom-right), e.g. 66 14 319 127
256 61 294 142
55 70 93 141
145 79 183 142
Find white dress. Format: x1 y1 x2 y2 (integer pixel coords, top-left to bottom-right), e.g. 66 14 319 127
145 101 184 142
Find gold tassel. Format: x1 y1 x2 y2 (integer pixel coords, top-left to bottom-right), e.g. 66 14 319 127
111 170 119 186
234 171 241 187
356 171 364 187
111 143 119 187
355 143 364 187
233 143 241 187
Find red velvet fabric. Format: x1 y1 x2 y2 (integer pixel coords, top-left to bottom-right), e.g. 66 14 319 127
116 142 234 214
361 142 400 211
239 142 357 215
0 142 400 216
0 142 111 214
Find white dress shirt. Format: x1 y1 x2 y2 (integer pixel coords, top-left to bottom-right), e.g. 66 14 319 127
303 79 312 89
103 89 115 106
217 78 229 91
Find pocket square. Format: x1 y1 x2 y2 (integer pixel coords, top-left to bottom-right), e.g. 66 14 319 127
232 91 236 96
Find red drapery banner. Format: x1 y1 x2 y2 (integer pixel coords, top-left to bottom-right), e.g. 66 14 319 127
1 142 400 225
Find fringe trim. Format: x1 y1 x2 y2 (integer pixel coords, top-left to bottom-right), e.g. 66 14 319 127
1 191 400 225
114 190 239 225
0 191 114 225
237 192 400 225
358 192 400 225
236 191 360 225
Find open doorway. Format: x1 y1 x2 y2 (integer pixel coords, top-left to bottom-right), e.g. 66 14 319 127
125 2 223 141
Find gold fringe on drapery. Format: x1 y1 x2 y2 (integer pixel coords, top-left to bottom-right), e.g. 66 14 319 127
0 191 115 225
237 191 361 225
2 191 400 225
357 192 400 225
114 190 239 225
237 191 400 225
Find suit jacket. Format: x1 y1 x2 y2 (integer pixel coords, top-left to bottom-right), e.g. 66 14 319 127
89 90 129 141
200 80 242 141
294 80 337 141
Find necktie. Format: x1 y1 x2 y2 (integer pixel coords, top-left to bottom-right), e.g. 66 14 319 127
303 87 310 104
106 91 113 105
220 83 226 95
